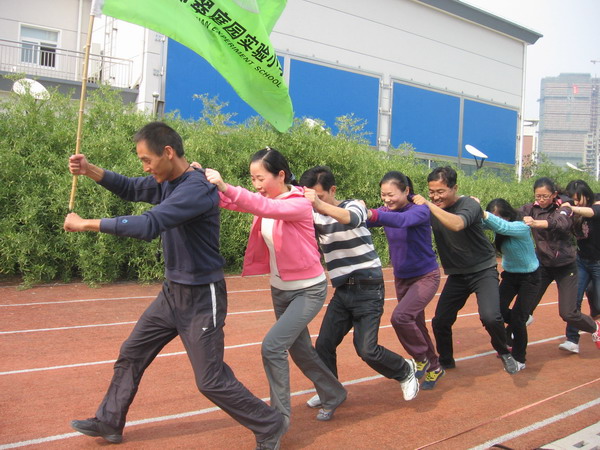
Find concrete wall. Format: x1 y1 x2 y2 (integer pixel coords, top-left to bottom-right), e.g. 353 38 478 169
0 0 91 52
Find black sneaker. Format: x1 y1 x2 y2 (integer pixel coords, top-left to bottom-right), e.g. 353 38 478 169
499 353 519 374
71 418 123 444
256 415 289 450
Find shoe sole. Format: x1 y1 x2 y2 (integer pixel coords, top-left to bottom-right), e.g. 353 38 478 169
558 346 579 354
71 422 122 444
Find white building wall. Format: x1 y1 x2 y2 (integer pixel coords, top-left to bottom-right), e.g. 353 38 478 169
271 0 525 108
266 0 528 154
0 0 91 52
91 17 165 112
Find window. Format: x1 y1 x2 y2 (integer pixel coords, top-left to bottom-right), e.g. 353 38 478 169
20 25 59 68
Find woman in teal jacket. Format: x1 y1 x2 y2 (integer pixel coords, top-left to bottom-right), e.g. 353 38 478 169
483 198 540 370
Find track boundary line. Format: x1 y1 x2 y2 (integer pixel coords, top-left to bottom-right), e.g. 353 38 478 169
473 398 600 449
1 344 586 450
1 298 558 336
0 331 563 376
417 378 600 449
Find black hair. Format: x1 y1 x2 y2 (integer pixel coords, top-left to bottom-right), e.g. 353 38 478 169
485 198 522 253
379 171 414 195
565 179 594 206
565 179 594 239
250 147 297 185
427 166 457 188
133 121 184 157
533 177 558 193
299 166 335 190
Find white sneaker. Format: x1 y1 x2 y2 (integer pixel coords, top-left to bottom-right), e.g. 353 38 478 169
306 394 322 408
399 359 419 401
515 361 526 372
558 340 579 354
526 315 534 326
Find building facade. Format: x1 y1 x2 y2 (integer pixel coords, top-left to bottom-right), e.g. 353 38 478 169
165 0 540 172
539 73 600 174
0 0 137 104
1 0 541 173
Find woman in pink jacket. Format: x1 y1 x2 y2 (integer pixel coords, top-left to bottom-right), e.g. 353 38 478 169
205 148 347 429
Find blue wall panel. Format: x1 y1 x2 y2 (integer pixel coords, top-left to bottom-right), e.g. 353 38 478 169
463 100 517 164
165 40 261 122
289 60 379 145
391 83 460 157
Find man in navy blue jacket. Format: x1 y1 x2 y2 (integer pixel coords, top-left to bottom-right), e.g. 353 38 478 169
64 122 286 449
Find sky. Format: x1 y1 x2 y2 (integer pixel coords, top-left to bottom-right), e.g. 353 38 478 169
461 0 600 120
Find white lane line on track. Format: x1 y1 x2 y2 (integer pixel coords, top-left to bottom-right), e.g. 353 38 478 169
0 306 282 335
0 318 560 376
0 295 439 334
0 268 407 290
0 321 138 335
0 335 579 450
0 296 155 307
470 397 600 450
0 276 442 308
0 296 557 337
0 288 274 308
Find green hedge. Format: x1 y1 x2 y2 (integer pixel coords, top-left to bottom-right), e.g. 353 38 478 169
2 79 599 287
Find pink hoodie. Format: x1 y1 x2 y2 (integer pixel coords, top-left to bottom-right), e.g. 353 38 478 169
219 184 324 281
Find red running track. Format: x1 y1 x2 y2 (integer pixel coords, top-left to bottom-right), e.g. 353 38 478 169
0 267 598 449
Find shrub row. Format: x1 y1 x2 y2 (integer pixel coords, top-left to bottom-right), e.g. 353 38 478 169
1 80 599 287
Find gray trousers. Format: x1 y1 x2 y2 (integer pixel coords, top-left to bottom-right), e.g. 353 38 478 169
95 279 282 441
262 280 347 417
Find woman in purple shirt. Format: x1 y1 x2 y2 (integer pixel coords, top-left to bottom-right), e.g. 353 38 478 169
367 171 443 390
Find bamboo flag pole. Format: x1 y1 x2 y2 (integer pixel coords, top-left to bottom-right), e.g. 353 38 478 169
68 13 96 212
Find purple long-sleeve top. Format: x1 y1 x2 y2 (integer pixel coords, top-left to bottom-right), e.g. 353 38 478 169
367 202 438 279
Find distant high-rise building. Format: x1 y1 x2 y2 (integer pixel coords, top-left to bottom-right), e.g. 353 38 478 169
539 73 600 173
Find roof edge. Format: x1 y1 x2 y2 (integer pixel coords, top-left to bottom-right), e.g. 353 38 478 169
415 0 543 45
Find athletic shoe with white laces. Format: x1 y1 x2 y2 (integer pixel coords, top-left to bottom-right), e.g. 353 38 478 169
399 359 419 401
558 340 580 354
592 320 600 349
306 394 322 408
515 361 526 372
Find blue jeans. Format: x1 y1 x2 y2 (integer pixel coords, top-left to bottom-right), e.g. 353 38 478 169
566 256 600 343
316 281 411 381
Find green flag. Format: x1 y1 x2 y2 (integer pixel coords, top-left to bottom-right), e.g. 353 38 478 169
92 0 293 132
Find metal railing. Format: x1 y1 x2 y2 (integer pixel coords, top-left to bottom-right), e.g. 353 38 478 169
0 39 133 89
